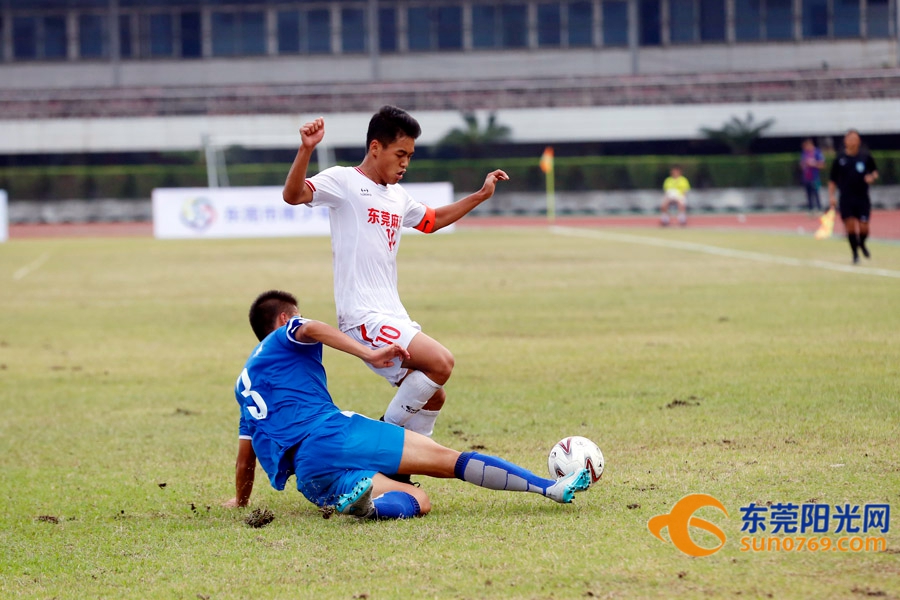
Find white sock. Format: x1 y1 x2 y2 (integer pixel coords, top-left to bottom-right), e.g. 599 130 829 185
404 409 440 437
383 371 441 428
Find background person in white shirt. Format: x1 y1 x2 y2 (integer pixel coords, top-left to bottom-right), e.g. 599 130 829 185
282 106 508 473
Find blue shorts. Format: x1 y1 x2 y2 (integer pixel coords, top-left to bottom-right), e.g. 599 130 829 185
293 411 405 508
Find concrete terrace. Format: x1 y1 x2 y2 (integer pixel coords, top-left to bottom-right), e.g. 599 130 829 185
3 68 900 120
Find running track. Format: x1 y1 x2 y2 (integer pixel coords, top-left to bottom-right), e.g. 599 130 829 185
7 210 900 240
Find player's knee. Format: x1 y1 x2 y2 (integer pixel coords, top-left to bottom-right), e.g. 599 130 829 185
417 493 432 515
435 349 454 381
406 487 431 515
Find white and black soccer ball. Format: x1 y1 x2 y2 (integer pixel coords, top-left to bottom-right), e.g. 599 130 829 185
548 436 604 483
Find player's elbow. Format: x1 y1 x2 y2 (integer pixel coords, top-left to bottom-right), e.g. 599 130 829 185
283 188 302 205
284 184 313 206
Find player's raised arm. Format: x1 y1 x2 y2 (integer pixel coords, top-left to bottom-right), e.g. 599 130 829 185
295 319 410 368
429 169 509 232
283 117 325 206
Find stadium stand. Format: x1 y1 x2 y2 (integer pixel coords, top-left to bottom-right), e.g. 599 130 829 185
3 69 900 119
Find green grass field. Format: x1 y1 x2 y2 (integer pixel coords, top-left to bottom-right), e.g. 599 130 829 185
1 227 898 599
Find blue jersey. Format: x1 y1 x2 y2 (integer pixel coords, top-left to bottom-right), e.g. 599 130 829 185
235 316 341 490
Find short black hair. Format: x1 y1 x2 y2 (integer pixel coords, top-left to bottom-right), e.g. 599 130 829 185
248 290 298 341
366 105 421 150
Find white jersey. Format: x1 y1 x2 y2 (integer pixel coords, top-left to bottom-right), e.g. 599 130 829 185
306 166 433 331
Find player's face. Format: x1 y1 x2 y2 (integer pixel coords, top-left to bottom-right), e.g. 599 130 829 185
844 133 860 155
373 135 415 185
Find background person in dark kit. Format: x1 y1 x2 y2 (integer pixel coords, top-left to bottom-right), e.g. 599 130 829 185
828 130 878 263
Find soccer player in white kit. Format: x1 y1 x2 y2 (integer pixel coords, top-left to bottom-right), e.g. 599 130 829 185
282 106 508 456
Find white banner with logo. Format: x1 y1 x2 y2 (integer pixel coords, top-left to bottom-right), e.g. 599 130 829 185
152 183 454 240
0 190 8 243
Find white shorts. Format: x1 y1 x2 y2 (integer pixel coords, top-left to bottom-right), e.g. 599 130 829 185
664 189 686 203
344 316 422 386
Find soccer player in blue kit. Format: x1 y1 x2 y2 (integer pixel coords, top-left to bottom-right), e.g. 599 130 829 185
224 290 592 519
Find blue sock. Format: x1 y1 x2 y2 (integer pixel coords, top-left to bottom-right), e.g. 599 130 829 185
373 491 421 519
454 451 555 495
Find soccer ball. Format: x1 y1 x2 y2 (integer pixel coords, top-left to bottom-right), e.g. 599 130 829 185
548 436 604 483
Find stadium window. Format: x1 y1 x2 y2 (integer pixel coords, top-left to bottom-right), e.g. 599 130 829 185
472 4 499 48
342 8 366 53
43 15 68 59
119 14 133 58
181 11 202 58
866 0 890 38
639 0 661 45
500 3 528 48
765 0 793 40
699 0 726 41
602 1 629 46
537 3 562 47
212 11 266 57
833 0 860 37
437 5 463 49
735 0 761 39
407 6 431 50
239 11 266 55
211 12 237 56
379 7 398 52
278 10 301 54
307 9 331 53
669 0 696 43
79 14 106 58
568 1 594 46
802 0 828 37
13 17 38 60
147 13 174 57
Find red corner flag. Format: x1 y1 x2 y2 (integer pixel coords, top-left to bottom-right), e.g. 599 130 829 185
540 146 554 174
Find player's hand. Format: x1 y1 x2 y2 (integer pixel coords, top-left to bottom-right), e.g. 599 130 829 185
300 117 325 150
367 343 410 368
479 170 510 200
864 174 876 185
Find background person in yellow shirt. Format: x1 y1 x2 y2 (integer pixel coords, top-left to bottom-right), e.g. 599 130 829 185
660 166 690 226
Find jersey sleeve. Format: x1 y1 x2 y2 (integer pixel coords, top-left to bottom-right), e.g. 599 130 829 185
681 177 691 193
235 378 252 438
400 187 436 233
238 409 251 439
285 316 319 347
306 166 346 209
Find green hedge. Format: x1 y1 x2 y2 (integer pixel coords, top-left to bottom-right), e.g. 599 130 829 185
3 152 900 200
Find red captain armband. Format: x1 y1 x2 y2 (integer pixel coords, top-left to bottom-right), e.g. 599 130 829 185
414 206 436 234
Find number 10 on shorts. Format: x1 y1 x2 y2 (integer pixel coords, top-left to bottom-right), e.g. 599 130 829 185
360 324 401 347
